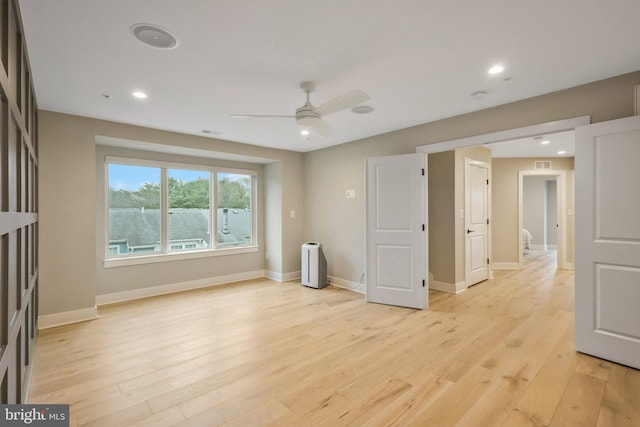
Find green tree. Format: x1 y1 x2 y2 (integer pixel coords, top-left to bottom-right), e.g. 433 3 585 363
109 188 136 208
169 177 209 209
218 176 250 209
134 182 161 208
108 182 160 209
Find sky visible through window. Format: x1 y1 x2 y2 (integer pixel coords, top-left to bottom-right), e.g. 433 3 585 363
108 164 238 190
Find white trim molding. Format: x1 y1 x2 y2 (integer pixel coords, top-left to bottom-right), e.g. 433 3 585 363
416 116 590 154
266 270 301 283
96 270 265 306
330 276 365 294
429 277 467 294
38 306 98 330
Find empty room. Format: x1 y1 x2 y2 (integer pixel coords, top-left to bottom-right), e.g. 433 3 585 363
2 1 640 426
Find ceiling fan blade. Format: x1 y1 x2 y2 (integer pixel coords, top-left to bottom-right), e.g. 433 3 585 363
230 114 295 119
306 117 332 137
315 89 370 116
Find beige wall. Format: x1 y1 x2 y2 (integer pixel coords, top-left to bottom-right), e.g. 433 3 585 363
281 155 306 275
492 157 575 265
304 70 640 286
428 146 491 286
264 162 283 274
39 112 305 316
39 70 640 316
428 151 455 283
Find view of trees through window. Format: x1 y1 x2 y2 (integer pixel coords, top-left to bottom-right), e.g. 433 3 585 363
168 169 210 253
107 163 253 257
217 173 252 246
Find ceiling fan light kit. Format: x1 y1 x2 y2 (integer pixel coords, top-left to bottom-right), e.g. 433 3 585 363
232 81 370 138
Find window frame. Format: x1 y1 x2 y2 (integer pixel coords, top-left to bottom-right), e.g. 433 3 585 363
104 156 258 268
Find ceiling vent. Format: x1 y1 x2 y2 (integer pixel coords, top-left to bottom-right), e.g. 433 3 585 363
535 161 551 170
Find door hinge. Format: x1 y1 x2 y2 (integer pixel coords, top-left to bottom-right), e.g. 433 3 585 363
486 179 489 185
422 279 426 287
422 224 425 231
487 258 490 265
421 168 425 176
487 218 489 225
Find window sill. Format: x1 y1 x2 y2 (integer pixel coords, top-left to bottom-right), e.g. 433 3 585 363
103 245 258 268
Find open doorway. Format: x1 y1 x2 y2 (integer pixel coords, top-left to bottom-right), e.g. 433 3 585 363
418 117 585 292
521 173 561 268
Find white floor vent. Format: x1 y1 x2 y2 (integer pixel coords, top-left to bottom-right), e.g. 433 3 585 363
535 160 551 170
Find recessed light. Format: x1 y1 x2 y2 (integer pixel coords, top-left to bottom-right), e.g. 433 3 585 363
557 150 566 155
488 65 505 75
130 24 178 49
351 105 374 114
470 91 487 100
300 129 310 136
540 140 551 145
132 91 147 99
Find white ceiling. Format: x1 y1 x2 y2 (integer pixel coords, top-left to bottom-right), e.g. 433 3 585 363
18 0 640 153
487 130 575 158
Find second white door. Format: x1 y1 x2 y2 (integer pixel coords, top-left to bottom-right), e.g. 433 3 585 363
365 153 427 309
465 159 489 286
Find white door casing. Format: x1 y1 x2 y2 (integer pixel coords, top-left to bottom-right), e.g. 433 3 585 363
465 159 489 286
365 153 427 309
575 115 640 369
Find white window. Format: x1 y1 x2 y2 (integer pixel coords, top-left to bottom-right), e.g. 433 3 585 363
168 169 211 253
106 157 257 265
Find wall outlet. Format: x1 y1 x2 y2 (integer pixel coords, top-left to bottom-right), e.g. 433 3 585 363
346 189 356 199
290 210 296 218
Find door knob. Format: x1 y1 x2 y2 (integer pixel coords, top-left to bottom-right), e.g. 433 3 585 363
467 229 473 234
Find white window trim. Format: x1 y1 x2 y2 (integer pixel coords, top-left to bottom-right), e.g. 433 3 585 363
105 156 258 268
104 245 258 268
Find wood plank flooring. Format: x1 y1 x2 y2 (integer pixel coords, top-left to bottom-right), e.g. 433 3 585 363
29 251 640 426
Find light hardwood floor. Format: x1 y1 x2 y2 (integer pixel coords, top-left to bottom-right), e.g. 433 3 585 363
29 251 640 426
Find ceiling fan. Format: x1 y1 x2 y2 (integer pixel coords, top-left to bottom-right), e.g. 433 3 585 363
231 81 370 137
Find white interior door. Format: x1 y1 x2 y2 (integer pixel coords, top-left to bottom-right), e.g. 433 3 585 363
365 153 427 309
465 159 489 286
575 115 640 369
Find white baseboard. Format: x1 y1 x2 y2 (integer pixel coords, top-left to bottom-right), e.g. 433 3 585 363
492 262 520 270
429 277 467 294
96 269 266 306
329 276 365 294
266 270 301 282
38 306 98 330
42 270 360 329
